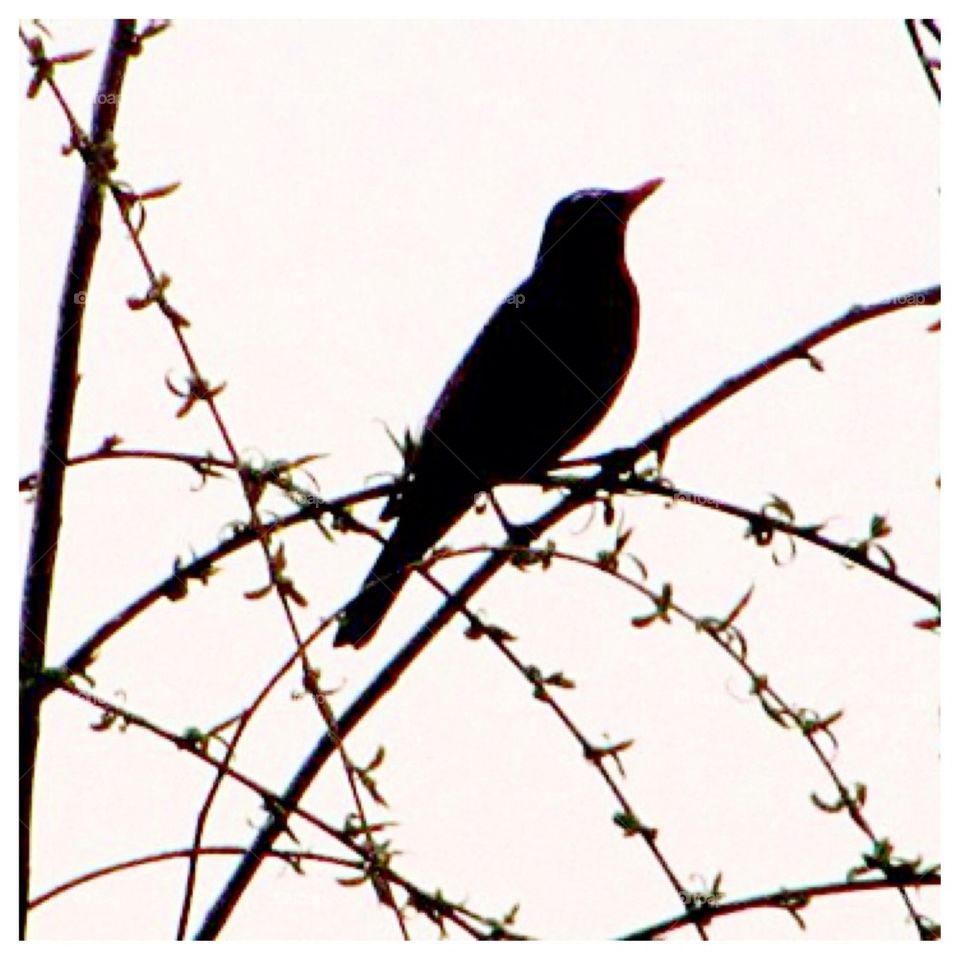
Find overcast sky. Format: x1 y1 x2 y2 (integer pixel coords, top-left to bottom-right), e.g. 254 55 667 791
19 17 939 942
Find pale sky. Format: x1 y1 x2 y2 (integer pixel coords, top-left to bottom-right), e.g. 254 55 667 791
18 17 939 942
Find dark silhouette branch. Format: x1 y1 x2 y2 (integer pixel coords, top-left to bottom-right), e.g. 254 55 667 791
19 446 236 493
51 681 528 940
568 476 936 607
196 284 939 937
22 26 409 927
41 484 384 694
18 20 138 939
904 19 941 102
620 874 940 940
30 847 358 912
193 492 582 938
614 287 940 467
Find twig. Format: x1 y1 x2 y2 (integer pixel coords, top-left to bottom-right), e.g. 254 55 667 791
30 846 358 912
577 477 936 607
19 446 235 493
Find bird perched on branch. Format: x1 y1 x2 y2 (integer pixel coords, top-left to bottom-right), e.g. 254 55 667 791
334 179 663 648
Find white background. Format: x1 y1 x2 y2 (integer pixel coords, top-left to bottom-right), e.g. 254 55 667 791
18 14 940 943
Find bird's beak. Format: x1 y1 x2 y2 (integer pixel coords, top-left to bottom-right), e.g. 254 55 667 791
621 177 664 212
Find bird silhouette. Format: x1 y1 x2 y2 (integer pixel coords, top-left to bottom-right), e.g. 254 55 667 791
334 179 663 647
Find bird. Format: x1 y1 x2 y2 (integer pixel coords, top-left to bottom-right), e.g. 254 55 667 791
334 179 663 648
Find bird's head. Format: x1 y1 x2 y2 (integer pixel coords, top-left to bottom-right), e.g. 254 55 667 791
536 178 664 266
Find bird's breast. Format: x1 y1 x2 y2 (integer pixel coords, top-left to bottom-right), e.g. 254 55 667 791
411 265 640 491
529 270 639 391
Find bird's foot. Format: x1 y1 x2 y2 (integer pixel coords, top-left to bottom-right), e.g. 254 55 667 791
597 445 643 487
486 490 535 547
502 518 535 548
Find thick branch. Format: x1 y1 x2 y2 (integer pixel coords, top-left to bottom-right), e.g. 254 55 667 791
18 20 138 939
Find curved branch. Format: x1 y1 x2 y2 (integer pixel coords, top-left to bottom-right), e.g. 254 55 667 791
617 286 939 466
50 682 528 940
19 447 236 493
29 846 357 912
575 477 936 606
46 484 388 693
620 874 940 940
197 285 939 937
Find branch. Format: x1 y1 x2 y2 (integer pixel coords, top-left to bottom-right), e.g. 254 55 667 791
570 477 937 607
19 445 236 493
616 286 940 467
193 491 581 938
52 681 528 940
18 20 138 939
620 874 940 939
197 284 939 936
30 846 357 912
904 19 941 102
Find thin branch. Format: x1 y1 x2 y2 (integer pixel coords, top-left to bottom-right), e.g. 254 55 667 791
41 484 386 696
175 724 245 939
904 19 941 102
482 624 709 939
526 545 932 936
22 29 408 931
52 681 528 940
619 874 940 940
921 20 940 43
30 847 358 912
571 476 936 607
19 446 236 493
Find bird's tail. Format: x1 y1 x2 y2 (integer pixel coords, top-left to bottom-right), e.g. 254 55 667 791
332 541 412 648
333 495 471 648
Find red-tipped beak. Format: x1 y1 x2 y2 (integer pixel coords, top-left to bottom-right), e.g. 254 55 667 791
622 177 664 211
